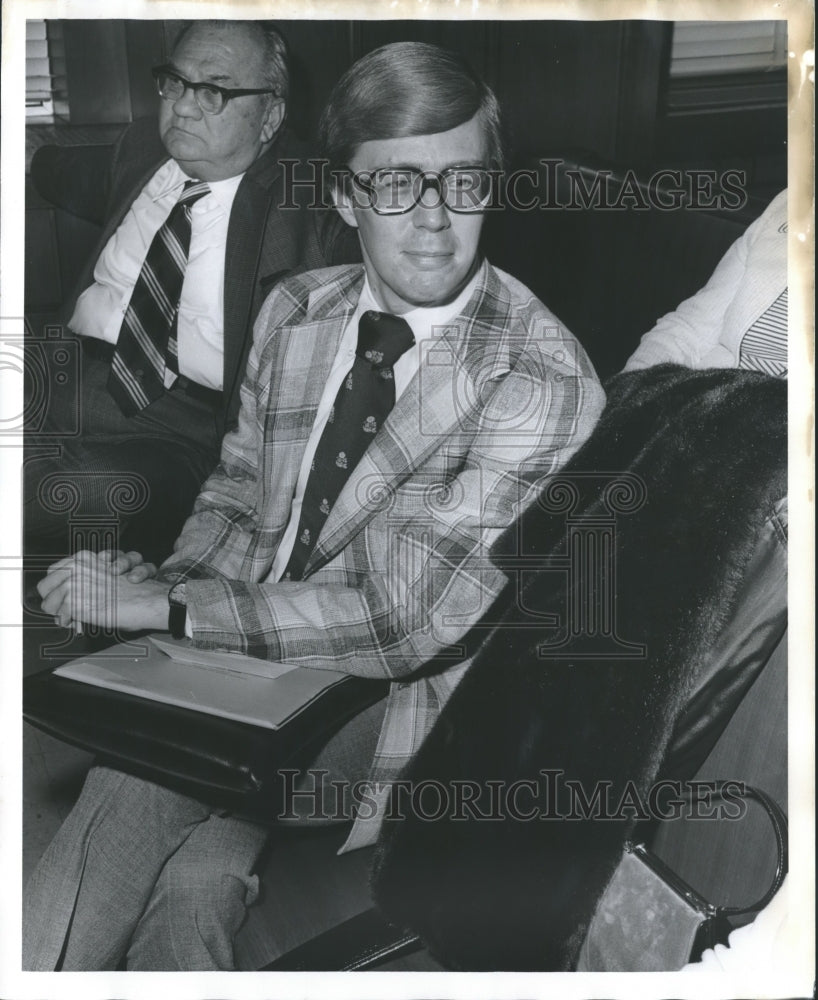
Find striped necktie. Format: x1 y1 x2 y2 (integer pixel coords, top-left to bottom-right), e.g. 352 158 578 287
283 310 415 581
107 180 210 415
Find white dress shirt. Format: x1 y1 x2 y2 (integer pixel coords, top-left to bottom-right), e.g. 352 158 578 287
268 269 483 581
69 159 243 390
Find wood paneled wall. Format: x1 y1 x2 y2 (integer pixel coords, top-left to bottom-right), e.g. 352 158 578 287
55 19 670 165
51 20 787 180
280 20 670 165
53 17 784 181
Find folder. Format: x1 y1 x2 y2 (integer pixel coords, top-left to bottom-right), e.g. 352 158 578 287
24 635 388 819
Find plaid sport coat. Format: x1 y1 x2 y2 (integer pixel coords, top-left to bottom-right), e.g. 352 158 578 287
159 260 605 849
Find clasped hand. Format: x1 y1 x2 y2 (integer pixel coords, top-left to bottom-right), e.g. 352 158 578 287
37 549 168 632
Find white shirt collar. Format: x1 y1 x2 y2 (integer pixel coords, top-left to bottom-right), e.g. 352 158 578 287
151 159 245 214
357 264 483 345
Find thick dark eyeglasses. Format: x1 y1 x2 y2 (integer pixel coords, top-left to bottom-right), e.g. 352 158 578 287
348 167 494 215
152 66 279 116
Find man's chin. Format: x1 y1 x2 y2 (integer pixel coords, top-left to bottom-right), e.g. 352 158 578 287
402 261 478 308
161 128 204 159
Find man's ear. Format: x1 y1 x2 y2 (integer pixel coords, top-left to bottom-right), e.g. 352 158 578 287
261 99 285 144
333 180 359 229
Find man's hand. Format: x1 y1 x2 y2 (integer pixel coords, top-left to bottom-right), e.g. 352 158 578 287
37 550 169 632
104 549 159 584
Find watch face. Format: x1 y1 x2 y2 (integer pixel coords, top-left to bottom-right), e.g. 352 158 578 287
169 581 187 606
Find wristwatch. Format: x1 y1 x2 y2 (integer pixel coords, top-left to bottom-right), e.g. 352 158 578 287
167 581 187 640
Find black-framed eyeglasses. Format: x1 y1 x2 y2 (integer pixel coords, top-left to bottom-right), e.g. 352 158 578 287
348 167 494 215
152 66 279 116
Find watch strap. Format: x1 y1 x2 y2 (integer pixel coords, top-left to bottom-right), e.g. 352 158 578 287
168 582 187 640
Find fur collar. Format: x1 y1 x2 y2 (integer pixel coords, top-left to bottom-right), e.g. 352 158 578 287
371 365 787 971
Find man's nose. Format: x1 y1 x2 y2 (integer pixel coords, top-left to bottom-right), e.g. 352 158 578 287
413 186 451 231
171 85 203 119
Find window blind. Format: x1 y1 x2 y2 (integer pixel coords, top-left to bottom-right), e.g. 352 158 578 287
25 20 67 120
670 21 787 78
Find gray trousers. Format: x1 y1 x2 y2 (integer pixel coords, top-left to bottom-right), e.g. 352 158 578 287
24 697 387 971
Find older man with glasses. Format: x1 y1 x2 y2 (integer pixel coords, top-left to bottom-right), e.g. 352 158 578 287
25 20 345 566
29 40 604 971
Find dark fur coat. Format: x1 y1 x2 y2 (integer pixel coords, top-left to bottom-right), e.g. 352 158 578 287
370 365 787 971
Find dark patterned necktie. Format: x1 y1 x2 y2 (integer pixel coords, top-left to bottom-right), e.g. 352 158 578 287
107 179 210 415
283 310 415 581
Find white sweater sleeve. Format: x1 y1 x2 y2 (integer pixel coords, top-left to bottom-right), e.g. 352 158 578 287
681 877 791 974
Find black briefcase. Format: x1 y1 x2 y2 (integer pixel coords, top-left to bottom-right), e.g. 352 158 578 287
23 639 388 820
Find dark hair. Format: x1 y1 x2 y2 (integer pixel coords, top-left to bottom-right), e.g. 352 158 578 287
173 20 289 99
318 42 505 175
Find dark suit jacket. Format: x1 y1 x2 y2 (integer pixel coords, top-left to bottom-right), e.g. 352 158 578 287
31 117 358 430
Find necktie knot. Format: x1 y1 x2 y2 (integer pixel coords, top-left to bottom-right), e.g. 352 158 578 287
356 311 415 371
177 180 211 208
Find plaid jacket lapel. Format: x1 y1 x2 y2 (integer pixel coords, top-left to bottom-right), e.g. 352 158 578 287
258 271 362 538
305 261 514 574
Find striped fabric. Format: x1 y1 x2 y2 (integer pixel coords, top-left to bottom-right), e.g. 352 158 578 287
107 180 210 415
738 289 788 377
